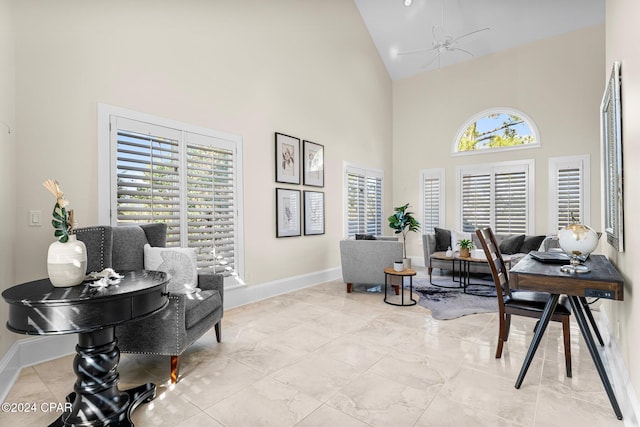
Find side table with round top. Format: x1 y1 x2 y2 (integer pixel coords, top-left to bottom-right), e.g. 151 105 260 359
383 268 417 306
2 270 169 427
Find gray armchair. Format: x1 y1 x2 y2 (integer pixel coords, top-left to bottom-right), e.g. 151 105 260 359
75 223 224 383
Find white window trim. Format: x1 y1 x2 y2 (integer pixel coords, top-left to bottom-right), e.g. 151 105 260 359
452 107 541 156
419 168 445 234
455 159 535 234
343 161 384 238
549 154 591 233
97 103 245 287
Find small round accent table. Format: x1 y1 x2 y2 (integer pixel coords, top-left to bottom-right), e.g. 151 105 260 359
383 268 417 306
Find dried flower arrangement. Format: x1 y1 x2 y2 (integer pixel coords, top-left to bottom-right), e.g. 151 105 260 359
43 179 74 243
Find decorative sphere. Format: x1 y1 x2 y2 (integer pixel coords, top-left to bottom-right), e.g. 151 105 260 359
557 223 599 258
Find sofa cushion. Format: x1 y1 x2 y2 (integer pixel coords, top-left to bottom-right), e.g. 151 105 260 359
144 244 198 294
355 234 376 240
520 235 546 253
434 227 451 252
184 289 221 329
499 234 525 254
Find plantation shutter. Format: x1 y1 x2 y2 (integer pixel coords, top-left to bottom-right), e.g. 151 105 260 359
459 162 531 234
461 172 491 232
557 167 582 228
112 116 238 276
422 175 441 234
365 175 382 235
185 133 236 273
494 170 527 234
115 119 182 244
345 166 382 237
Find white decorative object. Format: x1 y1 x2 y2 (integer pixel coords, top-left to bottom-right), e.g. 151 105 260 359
445 246 453 258
393 261 404 272
86 268 124 288
558 223 599 273
47 235 87 287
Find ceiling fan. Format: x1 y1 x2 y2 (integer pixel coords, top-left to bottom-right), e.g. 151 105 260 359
397 1 490 69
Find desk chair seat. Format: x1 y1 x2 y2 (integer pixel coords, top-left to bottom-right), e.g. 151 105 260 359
476 227 572 378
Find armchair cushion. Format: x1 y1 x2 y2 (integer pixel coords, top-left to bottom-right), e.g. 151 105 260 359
143 244 198 294
434 227 451 251
355 234 377 240
520 235 546 253
499 234 525 254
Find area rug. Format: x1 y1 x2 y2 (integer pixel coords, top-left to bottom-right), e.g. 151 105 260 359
411 274 498 320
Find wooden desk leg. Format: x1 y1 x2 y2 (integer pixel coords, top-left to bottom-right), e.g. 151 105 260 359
568 296 623 420
515 293 559 389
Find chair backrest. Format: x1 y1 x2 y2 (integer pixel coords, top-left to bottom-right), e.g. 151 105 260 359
76 223 167 272
476 227 511 310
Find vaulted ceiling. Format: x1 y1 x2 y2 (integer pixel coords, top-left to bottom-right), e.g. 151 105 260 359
354 0 604 80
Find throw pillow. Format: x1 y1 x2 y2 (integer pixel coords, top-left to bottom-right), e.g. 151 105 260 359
520 235 546 253
451 230 472 252
143 244 198 294
434 227 451 252
355 234 377 240
499 234 525 255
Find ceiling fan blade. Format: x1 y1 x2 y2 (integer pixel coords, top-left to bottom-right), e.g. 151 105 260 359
420 53 441 69
432 25 446 42
449 47 475 58
397 46 436 56
453 27 490 43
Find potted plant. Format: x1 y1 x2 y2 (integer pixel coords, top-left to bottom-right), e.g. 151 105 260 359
458 239 474 258
388 203 421 269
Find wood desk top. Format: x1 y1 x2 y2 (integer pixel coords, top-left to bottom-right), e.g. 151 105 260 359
510 254 624 301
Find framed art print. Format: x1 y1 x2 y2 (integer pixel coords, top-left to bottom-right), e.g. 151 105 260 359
304 191 324 235
276 188 301 237
303 140 324 187
275 132 300 184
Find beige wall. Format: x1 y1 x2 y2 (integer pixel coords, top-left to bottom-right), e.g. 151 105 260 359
392 25 605 261
11 0 392 288
0 0 16 358
605 0 640 403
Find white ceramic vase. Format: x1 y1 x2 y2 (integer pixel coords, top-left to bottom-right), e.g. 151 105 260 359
47 234 87 287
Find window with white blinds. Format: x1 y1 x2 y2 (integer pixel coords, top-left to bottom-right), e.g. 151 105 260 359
420 168 445 234
549 155 590 232
457 161 533 234
344 163 383 237
99 107 243 285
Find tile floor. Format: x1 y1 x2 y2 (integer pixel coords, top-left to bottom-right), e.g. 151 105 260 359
1 268 625 426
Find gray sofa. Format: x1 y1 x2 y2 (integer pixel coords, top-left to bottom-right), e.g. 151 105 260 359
339 237 403 293
423 228 547 280
75 223 223 383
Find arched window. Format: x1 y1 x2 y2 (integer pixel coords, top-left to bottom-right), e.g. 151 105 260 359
454 108 540 154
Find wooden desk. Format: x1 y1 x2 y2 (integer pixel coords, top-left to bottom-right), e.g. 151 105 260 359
510 254 624 420
2 270 169 427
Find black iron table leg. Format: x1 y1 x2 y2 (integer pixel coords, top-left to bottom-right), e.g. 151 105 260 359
579 296 605 346
568 296 623 420
515 293 560 389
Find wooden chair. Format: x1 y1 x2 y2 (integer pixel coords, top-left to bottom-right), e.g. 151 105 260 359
476 227 572 377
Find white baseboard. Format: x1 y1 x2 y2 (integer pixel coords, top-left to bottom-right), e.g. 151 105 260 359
0 334 76 402
598 306 640 425
225 267 341 309
0 268 342 401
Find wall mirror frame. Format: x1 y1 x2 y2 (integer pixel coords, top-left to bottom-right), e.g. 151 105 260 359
601 61 624 252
